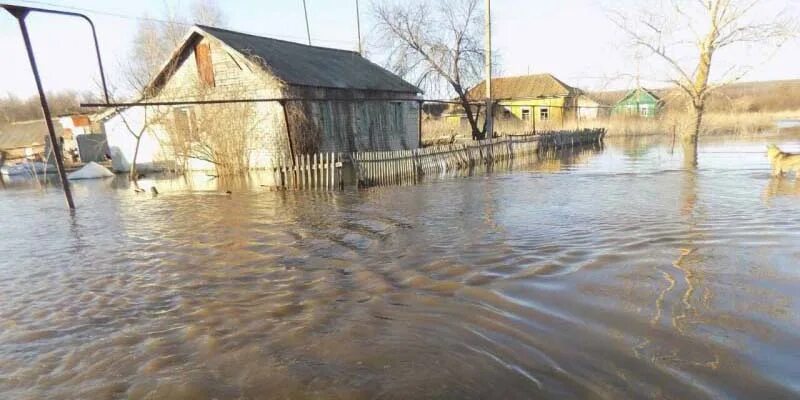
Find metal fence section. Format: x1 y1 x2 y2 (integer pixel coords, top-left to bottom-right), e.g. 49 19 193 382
271 152 343 190
75 134 109 163
352 128 605 188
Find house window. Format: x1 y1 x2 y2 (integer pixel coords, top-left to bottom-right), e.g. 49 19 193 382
503 109 511 119
391 102 404 130
173 108 196 135
639 105 651 117
521 108 531 121
540 107 549 121
195 43 215 87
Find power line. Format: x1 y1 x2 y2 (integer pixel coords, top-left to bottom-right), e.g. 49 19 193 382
6 0 358 47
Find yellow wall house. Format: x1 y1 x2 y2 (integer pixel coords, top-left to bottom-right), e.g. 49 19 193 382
445 74 596 133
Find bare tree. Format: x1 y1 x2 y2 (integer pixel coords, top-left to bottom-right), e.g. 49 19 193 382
127 0 227 92
373 0 489 140
610 0 797 149
0 91 84 123
113 0 227 181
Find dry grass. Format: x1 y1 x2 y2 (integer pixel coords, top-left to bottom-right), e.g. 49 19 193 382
421 117 594 145
420 109 800 142
600 110 800 137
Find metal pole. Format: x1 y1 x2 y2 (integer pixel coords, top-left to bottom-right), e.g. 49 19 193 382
6 7 74 209
1 4 110 103
302 0 311 45
355 0 362 55
86 15 109 103
484 0 493 139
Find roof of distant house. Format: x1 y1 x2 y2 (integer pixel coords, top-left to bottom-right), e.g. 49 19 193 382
616 87 663 104
0 119 62 151
150 25 421 95
467 74 580 100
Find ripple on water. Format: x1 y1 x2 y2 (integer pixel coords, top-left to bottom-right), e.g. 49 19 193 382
1 137 800 398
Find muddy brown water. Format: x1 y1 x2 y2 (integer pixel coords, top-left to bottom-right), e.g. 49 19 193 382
1 136 799 399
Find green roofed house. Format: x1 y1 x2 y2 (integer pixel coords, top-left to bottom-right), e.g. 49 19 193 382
612 88 663 118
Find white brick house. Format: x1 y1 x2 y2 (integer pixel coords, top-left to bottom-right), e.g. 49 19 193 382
103 25 421 172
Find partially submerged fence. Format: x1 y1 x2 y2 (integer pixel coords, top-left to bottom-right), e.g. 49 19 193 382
271 152 343 190
268 129 604 190
353 128 604 188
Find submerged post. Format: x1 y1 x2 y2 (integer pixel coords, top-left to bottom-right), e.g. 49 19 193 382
4 5 74 209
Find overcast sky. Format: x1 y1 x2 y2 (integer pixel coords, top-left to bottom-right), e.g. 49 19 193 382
1 0 798 99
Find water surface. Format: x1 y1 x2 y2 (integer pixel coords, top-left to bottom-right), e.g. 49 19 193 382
1 136 799 399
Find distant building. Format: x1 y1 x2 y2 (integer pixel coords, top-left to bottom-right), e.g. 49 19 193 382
442 74 600 132
611 88 663 118
59 114 109 163
102 25 421 172
0 119 64 164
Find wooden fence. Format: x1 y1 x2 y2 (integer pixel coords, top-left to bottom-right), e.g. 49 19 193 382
353 128 604 188
268 129 604 190
272 152 343 190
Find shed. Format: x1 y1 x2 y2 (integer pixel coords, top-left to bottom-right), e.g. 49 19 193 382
0 119 63 163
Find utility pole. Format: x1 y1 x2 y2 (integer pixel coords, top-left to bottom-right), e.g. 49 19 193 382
302 0 311 45
484 0 493 139
355 0 362 55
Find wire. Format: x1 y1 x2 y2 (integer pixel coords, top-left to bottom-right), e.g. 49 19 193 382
7 0 358 47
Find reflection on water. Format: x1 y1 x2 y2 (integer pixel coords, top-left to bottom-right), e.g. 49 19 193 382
763 176 800 204
1 136 800 399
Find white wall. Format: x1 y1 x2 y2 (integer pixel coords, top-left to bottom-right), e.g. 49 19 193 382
576 97 599 120
103 108 168 172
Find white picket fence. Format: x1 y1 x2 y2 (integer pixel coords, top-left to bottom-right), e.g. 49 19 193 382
271 152 343 190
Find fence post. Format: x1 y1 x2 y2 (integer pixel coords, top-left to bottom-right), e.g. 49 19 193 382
338 153 344 190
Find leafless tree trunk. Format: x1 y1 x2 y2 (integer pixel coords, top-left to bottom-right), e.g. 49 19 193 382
110 0 227 183
611 0 797 162
373 0 490 140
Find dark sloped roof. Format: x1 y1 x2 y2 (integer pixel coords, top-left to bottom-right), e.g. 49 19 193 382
467 74 579 100
0 120 61 150
197 25 420 94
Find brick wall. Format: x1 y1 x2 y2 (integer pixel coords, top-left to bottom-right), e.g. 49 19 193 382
136 34 419 171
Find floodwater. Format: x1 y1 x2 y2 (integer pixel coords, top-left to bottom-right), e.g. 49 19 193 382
1 136 799 399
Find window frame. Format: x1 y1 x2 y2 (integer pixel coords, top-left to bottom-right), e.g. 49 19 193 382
173 107 197 135
521 107 532 121
539 107 549 121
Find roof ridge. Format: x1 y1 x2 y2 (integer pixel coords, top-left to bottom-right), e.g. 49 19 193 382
196 24 360 56
491 73 555 80
10 118 57 125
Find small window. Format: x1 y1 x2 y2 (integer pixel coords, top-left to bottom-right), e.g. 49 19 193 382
502 109 511 119
173 108 196 134
540 107 549 121
195 43 215 87
392 102 403 130
639 106 651 117
521 108 531 121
